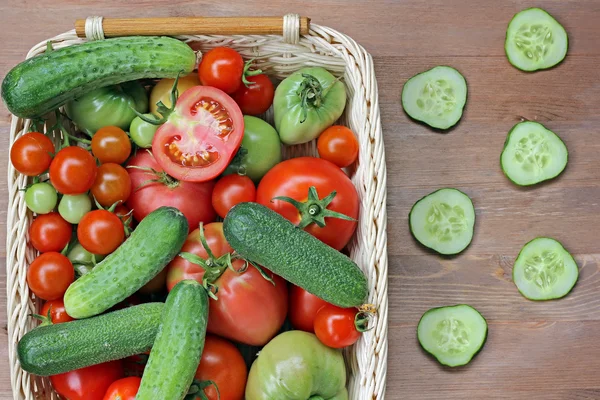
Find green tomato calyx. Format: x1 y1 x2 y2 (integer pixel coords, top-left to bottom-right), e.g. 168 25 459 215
355 303 377 333
185 379 220 400
297 73 325 123
132 70 186 125
30 309 54 327
242 58 264 87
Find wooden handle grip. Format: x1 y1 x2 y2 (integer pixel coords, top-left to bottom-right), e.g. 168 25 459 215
75 16 311 38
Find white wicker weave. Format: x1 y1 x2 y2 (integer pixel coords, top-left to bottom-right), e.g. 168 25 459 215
5 14 389 400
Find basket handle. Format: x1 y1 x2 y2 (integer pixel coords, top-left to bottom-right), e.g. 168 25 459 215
75 15 310 43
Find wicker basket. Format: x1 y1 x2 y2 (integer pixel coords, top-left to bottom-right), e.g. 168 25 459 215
5 14 389 400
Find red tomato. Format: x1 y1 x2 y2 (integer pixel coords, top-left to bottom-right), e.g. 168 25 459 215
126 151 216 232
256 157 359 250
198 47 244 94
29 212 72 253
232 74 275 115
49 146 97 195
151 86 244 182
90 163 132 207
40 298 75 324
194 335 247 400
289 285 329 333
10 132 55 176
166 222 287 346
27 252 74 301
317 125 359 168
114 204 135 229
314 304 362 348
91 126 132 165
50 360 124 400
102 376 141 400
212 174 256 219
77 210 125 255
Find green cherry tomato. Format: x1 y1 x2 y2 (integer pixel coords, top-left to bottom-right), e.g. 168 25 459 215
67 242 105 266
25 182 58 214
58 194 92 224
130 114 160 148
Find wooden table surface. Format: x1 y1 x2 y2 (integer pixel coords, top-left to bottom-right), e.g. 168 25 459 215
2 0 600 399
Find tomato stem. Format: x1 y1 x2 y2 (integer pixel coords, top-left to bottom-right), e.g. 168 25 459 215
241 58 264 87
355 304 377 333
29 309 54 327
185 379 220 400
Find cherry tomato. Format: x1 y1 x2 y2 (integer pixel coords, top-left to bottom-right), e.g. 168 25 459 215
40 298 75 324
50 360 124 400
91 126 132 164
90 163 132 207
232 74 275 115
77 210 125 255
194 335 247 400
289 285 329 333
10 132 55 176
314 304 362 348
198 47 244 94
27 252 74 301
212 174 256 218
29 212 72 253
102 376 141 400
317 125 359 168
49 146 98 195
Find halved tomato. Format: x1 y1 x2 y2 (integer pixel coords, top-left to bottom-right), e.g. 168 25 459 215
152 86 244 182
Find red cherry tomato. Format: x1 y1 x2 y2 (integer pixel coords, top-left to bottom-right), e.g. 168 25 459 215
29 212 72 253
77 210 125 255
40 298 75 324
198 47 244 94
211 174 256 218
10 132 55 176
289 285 329 333
90 163 132 207
27 252 74 301
314 304 362 348
91 126 132 165
49 146 98 195
102 376 141 400
317 125 359 168
50 360 124 400
232 74 275 115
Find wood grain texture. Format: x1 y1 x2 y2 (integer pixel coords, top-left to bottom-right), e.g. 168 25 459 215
2 0 600 399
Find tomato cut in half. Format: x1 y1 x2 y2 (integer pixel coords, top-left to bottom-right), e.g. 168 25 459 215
152 86 244 182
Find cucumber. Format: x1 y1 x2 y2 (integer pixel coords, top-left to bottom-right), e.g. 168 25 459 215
136 280 209 400
417 304 488 367
18 302 162 376
2 36 196 118
513 237 578 300
505 8 568 72
223 202 368 308
402 66 467 130
64 207 188 319
409 188 475 255
501 121 568 186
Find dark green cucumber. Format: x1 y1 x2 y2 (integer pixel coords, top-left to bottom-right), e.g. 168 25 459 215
223 202 368 308
18 302 163 376
137 280 209 400
2 36 196 118
64 207 188 319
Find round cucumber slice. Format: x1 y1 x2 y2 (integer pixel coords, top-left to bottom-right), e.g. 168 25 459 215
513 237 578 300
409 188 475 255
501 121 568 186
505 8 568 71
417 304 488 367
402 66 467 130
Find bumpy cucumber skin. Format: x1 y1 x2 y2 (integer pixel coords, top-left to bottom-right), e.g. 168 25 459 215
223 202 368 308
64 207 188 319
417 304 488 367
18 303 163 376
136 280 209 400
2 36 196 118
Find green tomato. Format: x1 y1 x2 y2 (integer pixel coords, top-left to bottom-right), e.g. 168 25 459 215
58 194 92 224
25 182 57 214
246 331 347 400
67 243 105 266
224 116 282 182
274 67 346 145
130 114 160 148
65 81 149 134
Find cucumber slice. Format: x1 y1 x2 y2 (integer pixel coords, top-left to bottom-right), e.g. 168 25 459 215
505 8 568 71
402 66 467 130
409 188 475 255
417 305 488 367
513 237 578 300
501 121 568 186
